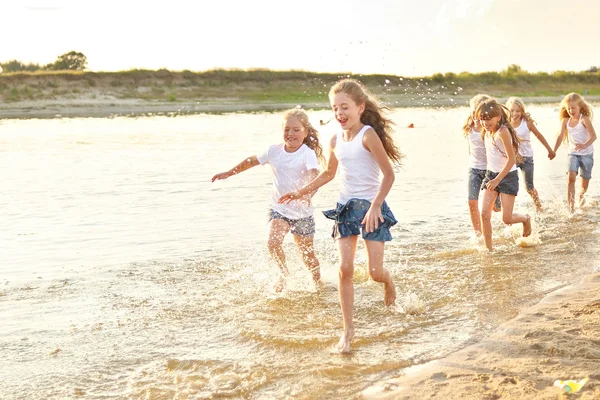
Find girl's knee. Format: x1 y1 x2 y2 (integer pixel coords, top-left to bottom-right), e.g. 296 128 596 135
267 238 283 252
368 268 386 282
338 264 354 280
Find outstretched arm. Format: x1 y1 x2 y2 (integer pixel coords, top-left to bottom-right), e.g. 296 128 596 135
361 128 395 232
577 116 597 151
279 135 338 203
211 156 260 182
553 119 568 154
527 120 555 159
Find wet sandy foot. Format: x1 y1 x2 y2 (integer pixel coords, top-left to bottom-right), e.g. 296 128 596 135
336 327 355 353
384 282 397 307
522 214 532 237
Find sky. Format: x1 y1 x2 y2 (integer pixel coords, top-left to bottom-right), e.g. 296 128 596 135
3 0 600 77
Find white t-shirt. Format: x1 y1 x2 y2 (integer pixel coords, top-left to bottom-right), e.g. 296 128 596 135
468 128 487 170
335 125 381 204
515 118 534 157
485 130 517 173
256 143 319 219
567 116 594 156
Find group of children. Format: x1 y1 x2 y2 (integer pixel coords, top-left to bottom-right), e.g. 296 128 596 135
211 80 596 353
464 93 596 250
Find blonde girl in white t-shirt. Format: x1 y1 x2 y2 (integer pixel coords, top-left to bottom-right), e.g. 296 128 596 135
475 99 532 251
279 79 402 353
553 93 597 212
506 97 555 212
212 108 324 291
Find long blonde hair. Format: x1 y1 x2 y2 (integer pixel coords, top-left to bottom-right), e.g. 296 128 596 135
505 96 534 124
463 94 492 137
559 92 594 120
282 108 325 165
329 79 403 166
475 99 522 163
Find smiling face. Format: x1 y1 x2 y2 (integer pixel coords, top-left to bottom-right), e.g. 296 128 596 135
282 116 308 152
329 92 364 131
567 101 581 119
509 104 523 123
481 114 502 132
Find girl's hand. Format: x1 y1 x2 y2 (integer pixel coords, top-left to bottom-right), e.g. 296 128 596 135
486 177 500 191
548 149 556 160
211 171 231 182
574 143 587 152
362 205 385 233
278 191 301 204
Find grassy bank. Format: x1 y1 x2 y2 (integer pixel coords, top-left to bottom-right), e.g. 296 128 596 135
1 68 600 104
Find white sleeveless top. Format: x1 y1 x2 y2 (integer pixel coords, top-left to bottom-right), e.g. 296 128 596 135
468 128 487 170
335 125 381 204
485 128 517 173
567 115 593 155
514 118 533 157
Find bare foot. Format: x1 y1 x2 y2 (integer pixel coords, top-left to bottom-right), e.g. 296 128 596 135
336 327 355 353
522 214 532 237
274 274 287 293
384 282 397 306
579 195 586 208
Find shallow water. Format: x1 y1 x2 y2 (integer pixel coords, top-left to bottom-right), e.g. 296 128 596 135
1 105 599 399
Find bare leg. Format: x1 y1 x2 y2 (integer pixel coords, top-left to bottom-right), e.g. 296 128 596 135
567 171 577 213
579 178 590 207
336 236 358 353
267 219 291 292
499 193 531 236
293 234 321 284
527 188 543 212
364 240 396 306
468 199 481 234
480 189 498 251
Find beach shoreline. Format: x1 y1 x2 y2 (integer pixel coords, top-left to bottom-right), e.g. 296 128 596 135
363 272 600 400
2 95 599 120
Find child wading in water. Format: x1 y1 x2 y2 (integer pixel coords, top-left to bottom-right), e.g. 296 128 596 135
211 108 324 291
475 99 532 251
506 97 556 211
279 79 402 353
463 94 501 236
553 93 596 212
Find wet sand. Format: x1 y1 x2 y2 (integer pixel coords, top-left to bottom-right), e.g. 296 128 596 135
363 273 600 400
2 95 599 119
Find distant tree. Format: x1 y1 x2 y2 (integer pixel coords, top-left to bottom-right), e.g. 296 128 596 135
504 64 524 74
0 59 41 73
47 51 88 71
586 66 599 73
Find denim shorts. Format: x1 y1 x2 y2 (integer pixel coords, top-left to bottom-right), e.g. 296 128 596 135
322 198 397 242
517 156 535 190
267 209 315 236
481 170 519 196
567 154 594 180
469 168 502 209
468 168 487 200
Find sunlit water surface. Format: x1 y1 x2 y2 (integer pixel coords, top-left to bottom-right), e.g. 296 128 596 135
1 105 599 399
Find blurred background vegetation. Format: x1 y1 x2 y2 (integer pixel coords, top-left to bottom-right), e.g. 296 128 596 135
1 52 599 105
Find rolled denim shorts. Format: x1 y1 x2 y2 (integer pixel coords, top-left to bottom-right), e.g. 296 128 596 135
469 168 501 209
322 198 397 242
567 153 594 180
468 168 487 200
481 170 519 196
267 209 315 236
517 156 535 190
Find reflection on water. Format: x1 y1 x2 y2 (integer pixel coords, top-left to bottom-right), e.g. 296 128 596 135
1 106 599 398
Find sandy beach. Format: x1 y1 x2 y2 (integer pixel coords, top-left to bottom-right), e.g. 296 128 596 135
363 272 600 400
